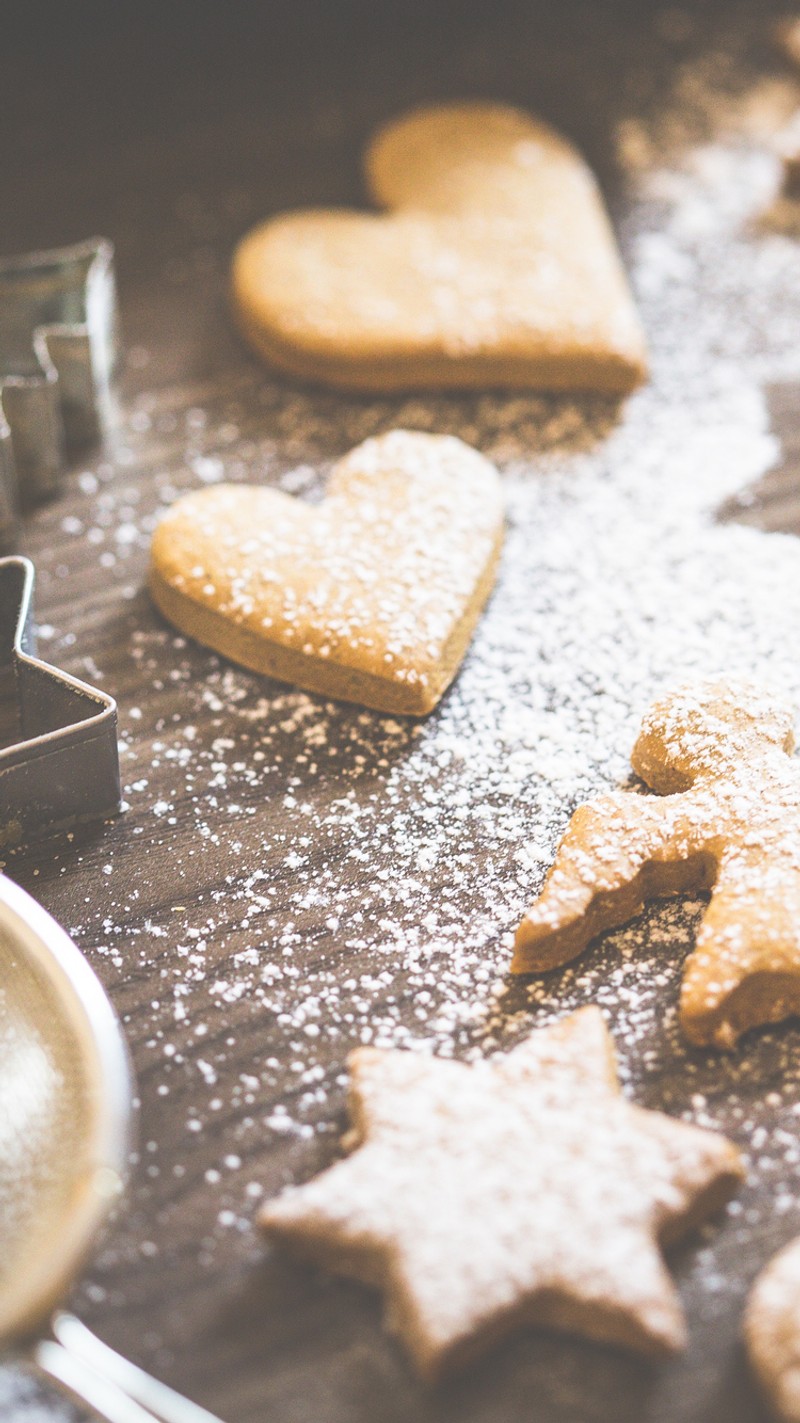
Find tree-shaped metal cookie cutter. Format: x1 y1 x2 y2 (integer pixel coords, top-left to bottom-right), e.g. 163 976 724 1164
0 556 120 845
0 237 119 549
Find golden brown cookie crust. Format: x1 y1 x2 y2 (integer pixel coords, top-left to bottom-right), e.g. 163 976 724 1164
260 1007 742 1381
746 1236 800 1423
232 103 648 395
149 429 505 717
513 681 800 1049
777 17 800 69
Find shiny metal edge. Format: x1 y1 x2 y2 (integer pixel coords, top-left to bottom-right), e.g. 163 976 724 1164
0 555 121 840
0 236 115 281
0 555 119 759
0 236 118 526
0 874 133 1343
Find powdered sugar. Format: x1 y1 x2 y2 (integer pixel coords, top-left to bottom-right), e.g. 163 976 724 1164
746 1231 800 1420
6 12 800 1417
262 1008 742 1377
150 430 505 714
515 681 800 1047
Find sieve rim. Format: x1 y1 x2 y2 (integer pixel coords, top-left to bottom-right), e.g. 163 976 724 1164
0 873 133 1345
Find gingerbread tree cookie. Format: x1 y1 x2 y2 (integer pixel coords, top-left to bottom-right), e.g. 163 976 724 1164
260 1007 741 1380
513 681 800 1049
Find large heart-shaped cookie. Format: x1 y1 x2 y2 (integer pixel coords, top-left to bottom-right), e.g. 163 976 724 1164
149 430 504 716
232 103 647 394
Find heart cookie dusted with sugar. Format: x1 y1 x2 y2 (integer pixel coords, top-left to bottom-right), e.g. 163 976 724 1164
232 103 648 394
149 430 504 716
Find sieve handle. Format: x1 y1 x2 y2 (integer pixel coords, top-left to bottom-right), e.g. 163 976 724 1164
33 1313 225 1423
35 1339 163 1423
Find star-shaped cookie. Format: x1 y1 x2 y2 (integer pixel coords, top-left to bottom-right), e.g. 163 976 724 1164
260 1007 741 1380
513 682 800 1049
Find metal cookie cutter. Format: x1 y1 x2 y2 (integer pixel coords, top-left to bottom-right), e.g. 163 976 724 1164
0 237 119 549
0 555 120 845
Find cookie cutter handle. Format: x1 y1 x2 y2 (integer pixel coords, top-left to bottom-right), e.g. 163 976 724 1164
34 1313 225 1423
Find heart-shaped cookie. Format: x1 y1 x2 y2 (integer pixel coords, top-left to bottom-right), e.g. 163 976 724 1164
232 103 647 395
149 430 505 716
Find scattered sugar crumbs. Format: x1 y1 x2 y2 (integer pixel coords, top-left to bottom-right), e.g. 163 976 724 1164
9 13 800 1393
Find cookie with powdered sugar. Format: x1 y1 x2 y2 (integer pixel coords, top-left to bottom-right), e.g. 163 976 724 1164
747 1236 800 1422
232 103 647 395
513 681 800 1049
260 1006 742 1380
150 429 504 716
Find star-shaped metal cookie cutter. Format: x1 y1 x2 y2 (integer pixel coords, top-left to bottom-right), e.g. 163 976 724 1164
0 237 119 551
0 556 120 845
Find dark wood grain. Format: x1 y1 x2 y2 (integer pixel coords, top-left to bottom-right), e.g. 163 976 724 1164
1 4 798 1422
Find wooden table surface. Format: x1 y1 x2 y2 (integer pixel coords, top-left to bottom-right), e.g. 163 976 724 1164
3 3 800 1421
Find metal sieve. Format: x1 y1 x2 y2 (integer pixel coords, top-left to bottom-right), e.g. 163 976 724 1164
0 874 224 1422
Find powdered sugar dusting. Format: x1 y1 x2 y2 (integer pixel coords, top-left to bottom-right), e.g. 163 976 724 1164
150 429 504 714
262 1008 742 1377
6 12 800 1417
746 1232 800 1420
515 680 800 1048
